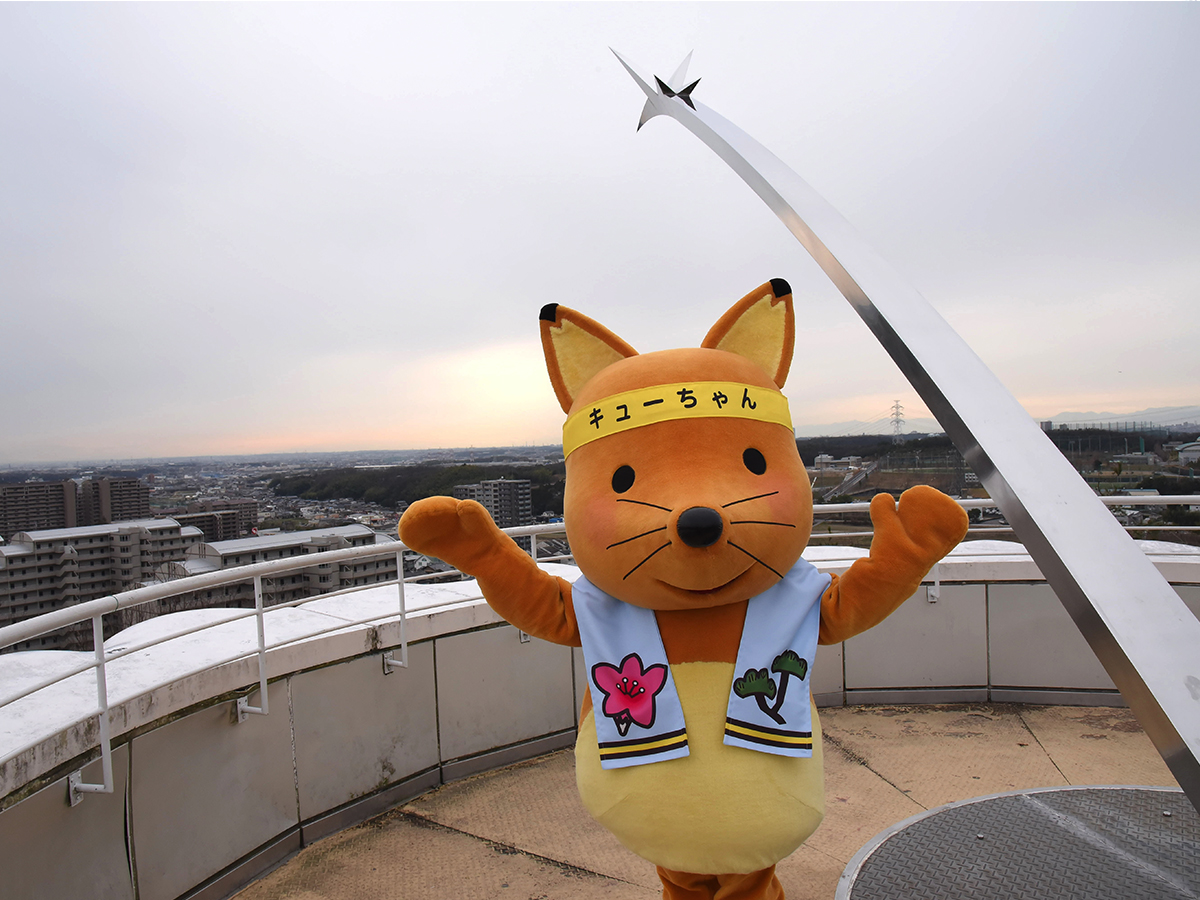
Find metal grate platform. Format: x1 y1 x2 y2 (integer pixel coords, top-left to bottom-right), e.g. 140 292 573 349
838 786 1200 900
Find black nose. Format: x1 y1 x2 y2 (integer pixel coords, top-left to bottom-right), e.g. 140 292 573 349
676 507 724 548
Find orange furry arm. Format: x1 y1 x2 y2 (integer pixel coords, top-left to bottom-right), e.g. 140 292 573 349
398 497 581 646
819 485 968 645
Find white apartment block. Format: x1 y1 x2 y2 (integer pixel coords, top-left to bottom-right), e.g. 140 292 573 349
147 524 399 614
0 519 203 651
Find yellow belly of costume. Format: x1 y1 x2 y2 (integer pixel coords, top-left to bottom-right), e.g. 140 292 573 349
575 660 824 875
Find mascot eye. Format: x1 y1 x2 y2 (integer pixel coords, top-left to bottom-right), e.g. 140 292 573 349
743 448 767 475
611 465 636 493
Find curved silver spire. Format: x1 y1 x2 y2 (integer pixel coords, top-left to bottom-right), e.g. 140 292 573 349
613 49 1200 811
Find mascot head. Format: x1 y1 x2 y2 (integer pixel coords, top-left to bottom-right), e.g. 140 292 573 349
541 279 812 612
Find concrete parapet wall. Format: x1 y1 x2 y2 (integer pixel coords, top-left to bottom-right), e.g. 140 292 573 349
1 622 579 900
1 544 1197 900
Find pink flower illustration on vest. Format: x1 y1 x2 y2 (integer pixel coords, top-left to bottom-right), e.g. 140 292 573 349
591 653 668 736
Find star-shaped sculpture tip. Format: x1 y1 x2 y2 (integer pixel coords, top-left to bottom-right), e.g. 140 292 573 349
655 75 701 110
614 51 700 131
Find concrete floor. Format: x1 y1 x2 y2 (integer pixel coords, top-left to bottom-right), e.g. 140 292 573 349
235 704 1178 900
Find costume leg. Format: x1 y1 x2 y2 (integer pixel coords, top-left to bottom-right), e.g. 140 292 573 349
714 866 783 900
657 866 720 900
657 866 783 900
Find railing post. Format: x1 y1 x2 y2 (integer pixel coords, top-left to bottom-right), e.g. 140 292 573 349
235 575 269 721
69 613 114 805
383 551 408 672
925 563 941 603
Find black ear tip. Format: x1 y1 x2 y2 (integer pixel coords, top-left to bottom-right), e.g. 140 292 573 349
539 303 559 323
769 278 791 298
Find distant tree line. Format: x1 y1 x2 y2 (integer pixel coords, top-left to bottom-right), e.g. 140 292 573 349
794 434 956 466
799 429 1200 471
1137 475 1200 495
1045 427 1198 458
268 464 567 516
0 468 153 484
1136 475 1200 527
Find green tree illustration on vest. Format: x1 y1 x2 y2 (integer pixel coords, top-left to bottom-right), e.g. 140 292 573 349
732 650 808 725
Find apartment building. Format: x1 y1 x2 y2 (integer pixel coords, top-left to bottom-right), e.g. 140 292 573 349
452 478 533 528
0 477 153 540
0 481 78 539
453 478 534 551
152 499 260 542
149 524 398 614
184 498 258 538
171 509 241 542
79 477 152 525
0 518 203 651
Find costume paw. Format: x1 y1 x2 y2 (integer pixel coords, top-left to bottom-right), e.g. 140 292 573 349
398 497 505 571
869 485 969 566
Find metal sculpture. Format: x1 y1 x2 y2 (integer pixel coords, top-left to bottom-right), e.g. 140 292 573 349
614 50 1200 810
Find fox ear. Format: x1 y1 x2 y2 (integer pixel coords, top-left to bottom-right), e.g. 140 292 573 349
540 304 638 413
701 279 795 388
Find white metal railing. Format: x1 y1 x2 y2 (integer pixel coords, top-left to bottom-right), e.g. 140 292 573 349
2 497 1197 805
808 495 1200 539
0 522 574 804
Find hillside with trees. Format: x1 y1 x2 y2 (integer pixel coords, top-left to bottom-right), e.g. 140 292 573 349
269 464 566 517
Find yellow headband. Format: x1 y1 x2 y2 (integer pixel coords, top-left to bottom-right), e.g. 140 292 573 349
563 381 793 458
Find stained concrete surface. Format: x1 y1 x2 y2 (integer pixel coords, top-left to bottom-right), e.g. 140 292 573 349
235 704 1176 900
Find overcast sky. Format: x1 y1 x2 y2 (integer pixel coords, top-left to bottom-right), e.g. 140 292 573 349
2 3 1197 464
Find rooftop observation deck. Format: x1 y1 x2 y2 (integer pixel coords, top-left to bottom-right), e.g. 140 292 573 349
236 703 1177 900
1 504 1198 900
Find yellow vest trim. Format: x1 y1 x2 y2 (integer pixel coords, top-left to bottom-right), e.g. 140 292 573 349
724 719 813 748
598 730 689 761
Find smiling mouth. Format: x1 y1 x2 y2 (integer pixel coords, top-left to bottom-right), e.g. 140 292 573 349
658 567 751 596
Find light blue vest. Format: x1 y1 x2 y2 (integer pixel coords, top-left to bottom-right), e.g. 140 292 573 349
573 559 829 770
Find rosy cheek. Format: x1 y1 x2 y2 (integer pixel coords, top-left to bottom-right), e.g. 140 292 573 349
565 490 617 558
765 475 810 524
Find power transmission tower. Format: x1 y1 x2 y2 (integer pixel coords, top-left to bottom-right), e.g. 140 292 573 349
891 401 905 444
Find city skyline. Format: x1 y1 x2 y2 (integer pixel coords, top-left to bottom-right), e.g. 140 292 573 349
2 4 1197 464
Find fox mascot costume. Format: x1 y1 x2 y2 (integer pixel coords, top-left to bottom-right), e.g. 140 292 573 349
399 280 968 900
